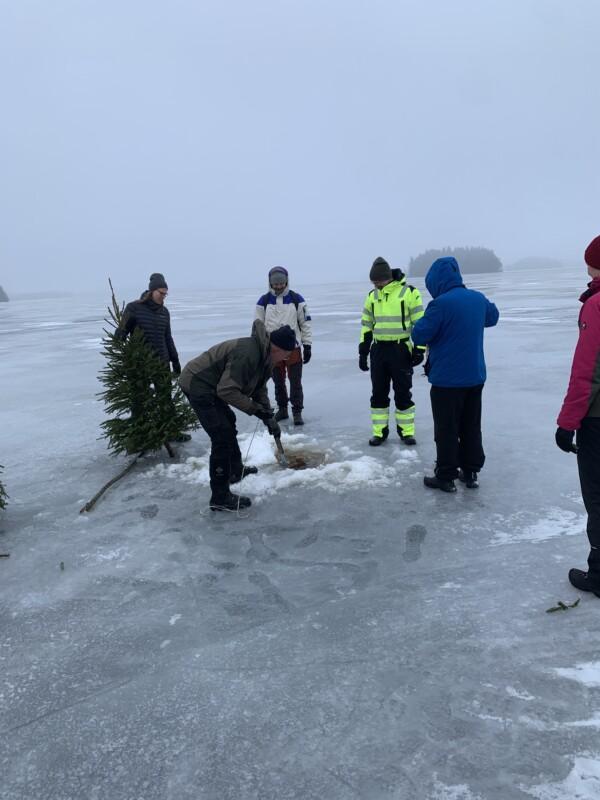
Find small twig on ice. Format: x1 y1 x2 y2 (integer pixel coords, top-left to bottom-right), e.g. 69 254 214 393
546 598 581 613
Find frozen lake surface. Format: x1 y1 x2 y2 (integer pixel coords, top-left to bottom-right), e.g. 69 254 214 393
2 264 600 799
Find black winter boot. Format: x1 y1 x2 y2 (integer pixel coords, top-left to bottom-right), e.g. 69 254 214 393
369 426 389 447
423 475 457 493
397 426 417 446
230 465 258 484
458 469 479 488
275 407 289 422
293 410 304 426
396 425 417 447
209 492 252 512
568 568 600 597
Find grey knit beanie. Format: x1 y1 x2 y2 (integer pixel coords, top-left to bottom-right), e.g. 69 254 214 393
149 273 168 291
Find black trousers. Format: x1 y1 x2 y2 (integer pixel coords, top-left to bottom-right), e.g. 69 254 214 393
185 393 243 498
430 385 485 481
576 418 600 578
369 341 413 410
272 350 303 411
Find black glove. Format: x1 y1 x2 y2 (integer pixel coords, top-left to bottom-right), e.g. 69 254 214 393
411 349 425 367
171 361 181 376
359 353 369 372
555 427 577 454
254 406 274 423
265 417 282 438
303 345 312 364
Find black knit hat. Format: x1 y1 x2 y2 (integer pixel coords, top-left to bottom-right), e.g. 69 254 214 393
149 273 168 291
270 325 296 351
369 257 392 282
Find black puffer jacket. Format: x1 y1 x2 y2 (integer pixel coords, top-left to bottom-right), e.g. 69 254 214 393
116 295 180 370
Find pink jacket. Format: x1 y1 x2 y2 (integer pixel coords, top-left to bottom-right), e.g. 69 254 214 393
557 277 600 430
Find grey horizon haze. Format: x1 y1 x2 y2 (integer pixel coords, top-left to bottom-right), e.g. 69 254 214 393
1 0 599 294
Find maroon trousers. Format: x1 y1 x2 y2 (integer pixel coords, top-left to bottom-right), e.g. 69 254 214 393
272 347 303 412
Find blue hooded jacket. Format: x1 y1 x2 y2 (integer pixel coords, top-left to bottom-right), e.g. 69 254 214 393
411 257 499 387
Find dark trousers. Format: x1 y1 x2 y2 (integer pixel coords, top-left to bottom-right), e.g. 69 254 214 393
186 393 242 498
576 418 600 577
272 349 303 411
430 385 485 481
370 341 413 410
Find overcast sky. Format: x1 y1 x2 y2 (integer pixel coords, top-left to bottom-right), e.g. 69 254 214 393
1 0 599 293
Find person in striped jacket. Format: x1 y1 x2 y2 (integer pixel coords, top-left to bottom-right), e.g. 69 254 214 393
359 257 425 447
557 235 600 597
255 267 312 426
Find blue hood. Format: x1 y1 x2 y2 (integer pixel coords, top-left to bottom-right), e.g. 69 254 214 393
425 257 464 299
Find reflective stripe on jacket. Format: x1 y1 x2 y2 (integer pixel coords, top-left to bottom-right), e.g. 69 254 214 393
360 279 424 346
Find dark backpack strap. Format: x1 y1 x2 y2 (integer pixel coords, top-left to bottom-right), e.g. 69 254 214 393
288 290 300 310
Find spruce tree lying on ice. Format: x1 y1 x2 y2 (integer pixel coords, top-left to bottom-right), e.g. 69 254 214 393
80 281 197 512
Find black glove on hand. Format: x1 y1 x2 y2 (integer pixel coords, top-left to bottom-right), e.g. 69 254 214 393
555 427 577 454
254 406 274 423
265 417 282 438
411 349 425 367
303 345 312 364
171 361 181 376
359 353 369 372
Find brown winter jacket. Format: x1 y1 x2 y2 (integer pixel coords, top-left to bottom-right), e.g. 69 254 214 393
179 320 272 415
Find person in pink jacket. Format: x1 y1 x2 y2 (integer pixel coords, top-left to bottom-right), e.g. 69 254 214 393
556 235 600 596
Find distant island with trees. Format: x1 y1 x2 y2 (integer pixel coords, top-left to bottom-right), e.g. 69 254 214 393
408 247 503 277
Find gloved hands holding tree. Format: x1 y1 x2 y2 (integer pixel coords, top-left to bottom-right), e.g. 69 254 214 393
302 345 312 364
555 427 577 454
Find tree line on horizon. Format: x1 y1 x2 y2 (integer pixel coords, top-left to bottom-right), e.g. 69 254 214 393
408 247 503 277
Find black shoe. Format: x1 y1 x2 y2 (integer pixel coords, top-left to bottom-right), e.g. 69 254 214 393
274 407 289 422
170 433 192 443
458 469 479 489
369 426 389 446
293 411 304 426
209 492 252 512
230 465 258 484
568 568 600 597
396 426 416 445
423 475 457 493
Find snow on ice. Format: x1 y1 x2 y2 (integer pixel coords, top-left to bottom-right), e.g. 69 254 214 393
2 263 600 800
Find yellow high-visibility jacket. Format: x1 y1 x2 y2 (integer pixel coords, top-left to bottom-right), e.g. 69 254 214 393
360 277 425 351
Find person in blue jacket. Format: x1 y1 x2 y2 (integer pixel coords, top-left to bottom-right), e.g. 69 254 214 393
411 257 499 492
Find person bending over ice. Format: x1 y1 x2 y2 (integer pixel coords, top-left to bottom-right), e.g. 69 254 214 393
179 322 296 511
